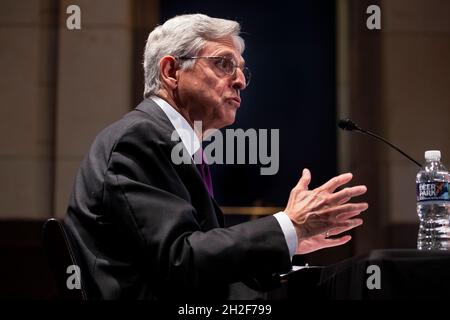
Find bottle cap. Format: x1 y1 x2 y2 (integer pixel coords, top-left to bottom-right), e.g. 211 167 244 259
425 150 441 161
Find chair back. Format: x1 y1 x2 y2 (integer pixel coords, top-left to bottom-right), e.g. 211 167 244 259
42 218 88 300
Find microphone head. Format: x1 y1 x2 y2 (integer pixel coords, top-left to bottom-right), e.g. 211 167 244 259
338 119 360 131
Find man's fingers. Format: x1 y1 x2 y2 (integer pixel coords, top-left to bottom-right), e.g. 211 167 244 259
326 222 361 237
335 209 365 221
321 235 352 248
328 185 367 205
317 172 353 193
295 168 311 191
338 218 363 229
320 219 363 238
331 202 369 217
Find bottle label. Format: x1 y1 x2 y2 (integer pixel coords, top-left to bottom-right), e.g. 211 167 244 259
417 182 450 202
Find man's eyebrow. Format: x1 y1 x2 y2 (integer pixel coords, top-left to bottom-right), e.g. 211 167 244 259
216 51 245 66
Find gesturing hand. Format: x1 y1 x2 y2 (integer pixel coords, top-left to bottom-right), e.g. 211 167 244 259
285 169 368 245
295 224 358 254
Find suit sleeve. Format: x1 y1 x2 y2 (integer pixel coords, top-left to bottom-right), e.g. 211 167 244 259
103 122 292 297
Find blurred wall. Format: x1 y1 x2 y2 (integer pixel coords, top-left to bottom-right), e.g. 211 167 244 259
54 0 135 217
338 0 450 254
0 0 158 298
0 0 56 220
382 0 450 224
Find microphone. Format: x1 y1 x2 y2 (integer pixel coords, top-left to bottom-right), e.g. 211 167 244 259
338 118 422 168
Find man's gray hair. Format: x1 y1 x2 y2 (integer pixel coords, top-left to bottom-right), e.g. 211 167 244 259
143 14 245 98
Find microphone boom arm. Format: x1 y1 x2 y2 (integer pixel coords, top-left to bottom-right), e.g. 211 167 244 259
356 128 422 168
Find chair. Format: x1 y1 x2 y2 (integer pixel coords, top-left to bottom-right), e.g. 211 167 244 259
42 218 88 300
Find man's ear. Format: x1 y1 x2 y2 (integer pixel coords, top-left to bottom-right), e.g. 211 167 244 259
159 56 178 90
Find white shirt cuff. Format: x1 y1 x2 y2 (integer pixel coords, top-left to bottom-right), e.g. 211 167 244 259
273 211 298 258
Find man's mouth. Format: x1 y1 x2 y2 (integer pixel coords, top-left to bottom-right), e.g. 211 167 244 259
228 96 241 106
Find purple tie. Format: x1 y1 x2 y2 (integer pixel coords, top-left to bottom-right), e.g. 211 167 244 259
195 150 214 197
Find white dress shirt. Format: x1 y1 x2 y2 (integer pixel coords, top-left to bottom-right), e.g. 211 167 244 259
151 95 298 258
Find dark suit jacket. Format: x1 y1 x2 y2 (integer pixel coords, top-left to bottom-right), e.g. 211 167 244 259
64 98 292 300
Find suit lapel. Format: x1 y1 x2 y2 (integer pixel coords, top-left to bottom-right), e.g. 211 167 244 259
136 98 225 228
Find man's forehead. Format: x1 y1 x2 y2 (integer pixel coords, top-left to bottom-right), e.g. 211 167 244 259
201 38 245 64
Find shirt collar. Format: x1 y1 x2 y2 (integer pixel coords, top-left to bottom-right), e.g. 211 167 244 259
151 95 201 158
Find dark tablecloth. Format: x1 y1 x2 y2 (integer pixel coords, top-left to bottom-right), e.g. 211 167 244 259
287 249 450 299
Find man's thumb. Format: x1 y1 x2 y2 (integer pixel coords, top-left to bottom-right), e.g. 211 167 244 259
296 168 311 191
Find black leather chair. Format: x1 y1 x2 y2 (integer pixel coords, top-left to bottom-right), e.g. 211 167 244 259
42 218 88 300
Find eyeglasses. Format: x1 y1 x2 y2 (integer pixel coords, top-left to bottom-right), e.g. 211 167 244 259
177 56 251 88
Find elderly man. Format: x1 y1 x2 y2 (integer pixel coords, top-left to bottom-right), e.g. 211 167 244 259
64 14 368 300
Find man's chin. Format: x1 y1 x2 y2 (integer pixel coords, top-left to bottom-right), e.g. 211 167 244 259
214 114 236 129
225 110 237 126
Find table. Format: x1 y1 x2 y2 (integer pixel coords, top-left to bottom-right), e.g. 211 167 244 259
286 249 450 299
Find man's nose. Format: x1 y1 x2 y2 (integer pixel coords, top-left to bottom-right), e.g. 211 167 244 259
232 68 246 91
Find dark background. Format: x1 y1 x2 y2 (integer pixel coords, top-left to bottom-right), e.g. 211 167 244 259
162 0 337 206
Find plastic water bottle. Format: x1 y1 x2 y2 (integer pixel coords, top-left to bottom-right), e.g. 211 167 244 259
416 150 450 250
